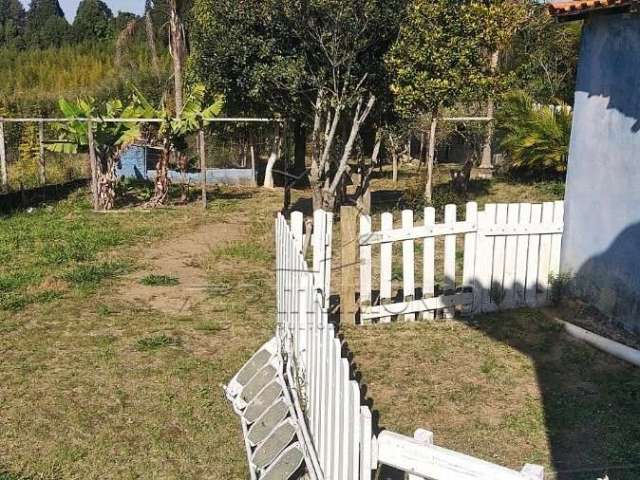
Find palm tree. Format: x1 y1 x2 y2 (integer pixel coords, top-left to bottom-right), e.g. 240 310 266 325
496 90 572 176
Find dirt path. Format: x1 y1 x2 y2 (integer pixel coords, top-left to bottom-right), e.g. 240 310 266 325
118 220 247 314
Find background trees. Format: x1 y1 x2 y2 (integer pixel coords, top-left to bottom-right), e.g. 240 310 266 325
386 0 514 200
0 0 26 48
72 0 115 43
2 0 582 206
24 0 71 48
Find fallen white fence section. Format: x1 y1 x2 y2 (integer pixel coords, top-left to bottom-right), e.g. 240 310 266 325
357 201 564 323
225 210 545 479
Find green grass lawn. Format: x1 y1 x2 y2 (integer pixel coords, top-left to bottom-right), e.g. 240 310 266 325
4 170 635 480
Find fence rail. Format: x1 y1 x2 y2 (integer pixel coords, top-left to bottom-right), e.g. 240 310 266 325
350 201 564 323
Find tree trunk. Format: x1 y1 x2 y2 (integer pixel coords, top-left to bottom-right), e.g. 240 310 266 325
293 120 307 179
309 92 326 211
419 131 426 169
97 154 118 210
325 95 376 210
148 141 171 206
144 3 161 78
392 150 398 183
425 113 438 203
263 125 282 189
169 0 185 113
86 119 99 210
480 50 500 170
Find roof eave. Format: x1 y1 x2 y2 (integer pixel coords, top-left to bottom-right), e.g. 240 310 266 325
548 1 637 22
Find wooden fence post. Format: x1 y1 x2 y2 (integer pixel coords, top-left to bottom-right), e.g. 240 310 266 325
199 128 207 209
86 119 99 210
341 206 358 324
38 120 46 185
0 120 7 191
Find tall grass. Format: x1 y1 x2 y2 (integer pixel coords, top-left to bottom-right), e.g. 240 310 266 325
0 42 170 106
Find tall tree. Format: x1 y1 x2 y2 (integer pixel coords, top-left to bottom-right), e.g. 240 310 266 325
73 0 114 43
191 0 308 188
387 0 512 201
168 0 187 112
192 0 404 209
24 0 70 48
503 1 580 104
0 0 26 48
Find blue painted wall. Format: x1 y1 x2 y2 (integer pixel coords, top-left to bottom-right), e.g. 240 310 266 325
116 145 256 186
562 13 640 331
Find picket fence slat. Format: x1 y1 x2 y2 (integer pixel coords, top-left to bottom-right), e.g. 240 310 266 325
359 407 372 480
515 203 532 306
291 211 304 253
537 202 555 304
462 202 478 314
402 210 416 321
423 207 436 320
491 204 508 308
380 212 393 323
350 381 360 480
503 203 520 307
550 200 564 278
481 204 497 311
341 358 351 479
359 215 373 317
443 204 457 319
525 204 543 306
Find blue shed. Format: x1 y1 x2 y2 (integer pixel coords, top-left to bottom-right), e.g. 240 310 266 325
550 0 640 331
116 144 154 180
116 144 257 186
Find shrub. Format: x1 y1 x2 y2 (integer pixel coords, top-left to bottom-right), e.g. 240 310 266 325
496 90 572 178
549 272 573 306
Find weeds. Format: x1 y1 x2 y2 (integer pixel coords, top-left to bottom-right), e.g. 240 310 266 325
549 272 573 306
62 261 130 288
139 274 180 286
135 334 180 352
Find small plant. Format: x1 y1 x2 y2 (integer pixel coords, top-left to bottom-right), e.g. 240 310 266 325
139 274 180 286
549 272 573 306
62 261 130 288
135 334 180 352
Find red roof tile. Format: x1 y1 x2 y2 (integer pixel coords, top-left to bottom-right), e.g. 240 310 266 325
548 0 635 18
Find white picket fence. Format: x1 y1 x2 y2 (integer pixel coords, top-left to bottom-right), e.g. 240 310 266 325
277 211 374 480
226 210 545 480
358 201 564 323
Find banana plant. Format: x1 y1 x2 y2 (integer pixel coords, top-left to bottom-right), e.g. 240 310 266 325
49 98 129 210
123 84 224 206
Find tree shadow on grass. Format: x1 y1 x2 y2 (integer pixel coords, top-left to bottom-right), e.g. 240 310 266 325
462 309 640 480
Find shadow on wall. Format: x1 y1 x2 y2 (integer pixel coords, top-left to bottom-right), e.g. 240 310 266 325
574 222 640 334
578 14 640 132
